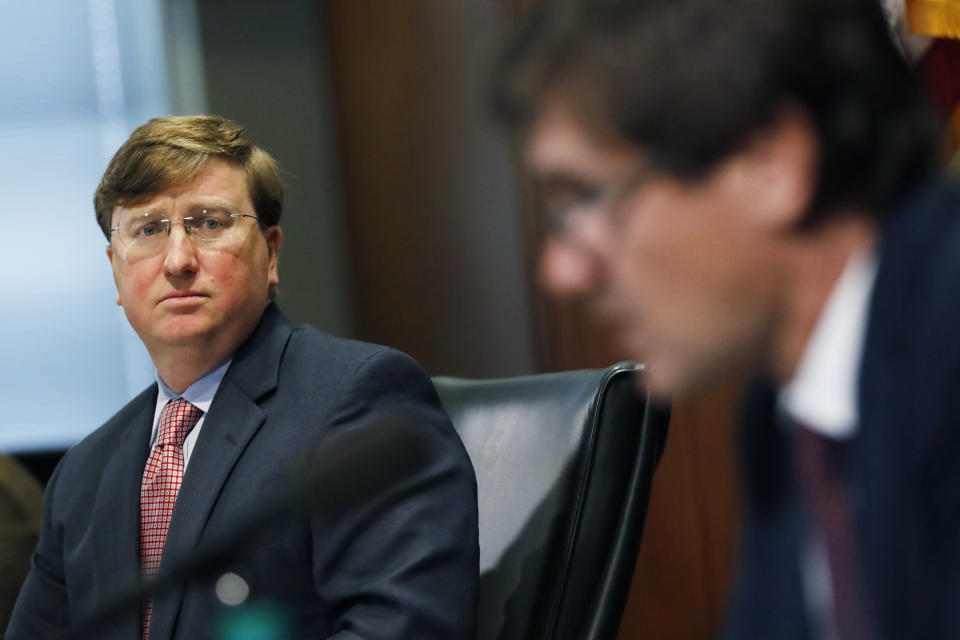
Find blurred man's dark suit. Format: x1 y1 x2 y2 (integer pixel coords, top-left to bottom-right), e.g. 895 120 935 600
6 303 479 639
725 178 960 639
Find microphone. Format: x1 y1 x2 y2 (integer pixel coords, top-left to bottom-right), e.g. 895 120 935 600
65 409 434 639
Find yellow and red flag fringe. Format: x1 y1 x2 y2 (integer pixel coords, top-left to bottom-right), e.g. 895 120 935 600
907 0 960 159
916 39 960 157
907 0 960 39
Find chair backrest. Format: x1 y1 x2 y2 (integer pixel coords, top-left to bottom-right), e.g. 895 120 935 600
433 362 670 640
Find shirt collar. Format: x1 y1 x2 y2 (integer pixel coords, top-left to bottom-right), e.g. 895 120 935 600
155 357 232 416
779 248 878 440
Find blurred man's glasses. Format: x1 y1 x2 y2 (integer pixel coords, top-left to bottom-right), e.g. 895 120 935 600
110 208 260 262
543 163 652 237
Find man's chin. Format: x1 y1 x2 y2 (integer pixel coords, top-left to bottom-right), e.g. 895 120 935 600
635 363 677 401
630 348 698 400
642 355 747 403
149 317 216 347
615 327 660 390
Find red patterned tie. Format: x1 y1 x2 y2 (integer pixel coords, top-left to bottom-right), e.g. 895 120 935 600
140 398 202 639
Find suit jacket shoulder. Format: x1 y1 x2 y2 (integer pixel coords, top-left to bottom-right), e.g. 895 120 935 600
855 178 960 638
54 384 157 490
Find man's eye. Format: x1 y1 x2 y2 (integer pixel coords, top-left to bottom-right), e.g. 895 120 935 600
572 186 604 207
544 181 602 211
193 209 232 232
139 223 161 237
547 188 600 214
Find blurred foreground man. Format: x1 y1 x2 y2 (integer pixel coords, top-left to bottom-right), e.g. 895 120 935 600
7 115 478 640
494 0 957 638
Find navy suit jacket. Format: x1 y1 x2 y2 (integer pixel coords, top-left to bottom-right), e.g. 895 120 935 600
6 304 479 639
724 179 960 639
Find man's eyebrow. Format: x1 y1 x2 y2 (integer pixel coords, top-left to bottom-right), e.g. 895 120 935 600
184 198 238 209
133 199 241 215
536 172 600 196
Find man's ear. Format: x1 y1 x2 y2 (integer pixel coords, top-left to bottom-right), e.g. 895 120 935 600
265 226 283 292
106 245 122 306
724 106 819 231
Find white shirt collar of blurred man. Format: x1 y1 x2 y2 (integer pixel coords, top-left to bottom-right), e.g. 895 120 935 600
779 248 879 440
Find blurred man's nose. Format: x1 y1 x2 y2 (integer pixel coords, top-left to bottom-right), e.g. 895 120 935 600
539 235 607 295
539 205 619 296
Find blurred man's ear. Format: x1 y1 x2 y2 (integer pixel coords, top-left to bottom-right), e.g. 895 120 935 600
722 107 819 232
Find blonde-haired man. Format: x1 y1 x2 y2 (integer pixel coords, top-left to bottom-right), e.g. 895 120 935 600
8 115 478 640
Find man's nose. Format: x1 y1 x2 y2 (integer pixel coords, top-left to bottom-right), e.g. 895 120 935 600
539 206 616 296
539 235 608 296
162 223 199 275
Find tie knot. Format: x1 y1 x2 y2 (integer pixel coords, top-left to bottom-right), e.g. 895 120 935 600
157 398 202 448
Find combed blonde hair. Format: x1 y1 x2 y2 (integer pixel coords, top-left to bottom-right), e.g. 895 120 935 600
94 115 283 238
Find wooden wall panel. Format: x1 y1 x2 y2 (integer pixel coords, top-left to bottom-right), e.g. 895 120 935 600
323 1 536 378
618 382 743 639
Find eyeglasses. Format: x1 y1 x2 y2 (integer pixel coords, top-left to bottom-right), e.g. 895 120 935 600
542 163 653 237
110 208 261 262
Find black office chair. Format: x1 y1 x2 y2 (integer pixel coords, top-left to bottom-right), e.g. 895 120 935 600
433 362 670 640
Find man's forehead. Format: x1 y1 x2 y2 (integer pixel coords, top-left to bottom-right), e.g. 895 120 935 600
112 159 251 216
525 97 638 182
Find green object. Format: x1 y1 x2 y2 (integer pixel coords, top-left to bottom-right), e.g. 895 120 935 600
217 601 294 640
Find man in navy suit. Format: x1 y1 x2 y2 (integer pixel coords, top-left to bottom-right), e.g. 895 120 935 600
493 0 957 637
6 115 478 639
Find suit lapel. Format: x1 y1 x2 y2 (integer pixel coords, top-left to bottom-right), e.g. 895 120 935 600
148 304 291 639
90 386 155 638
